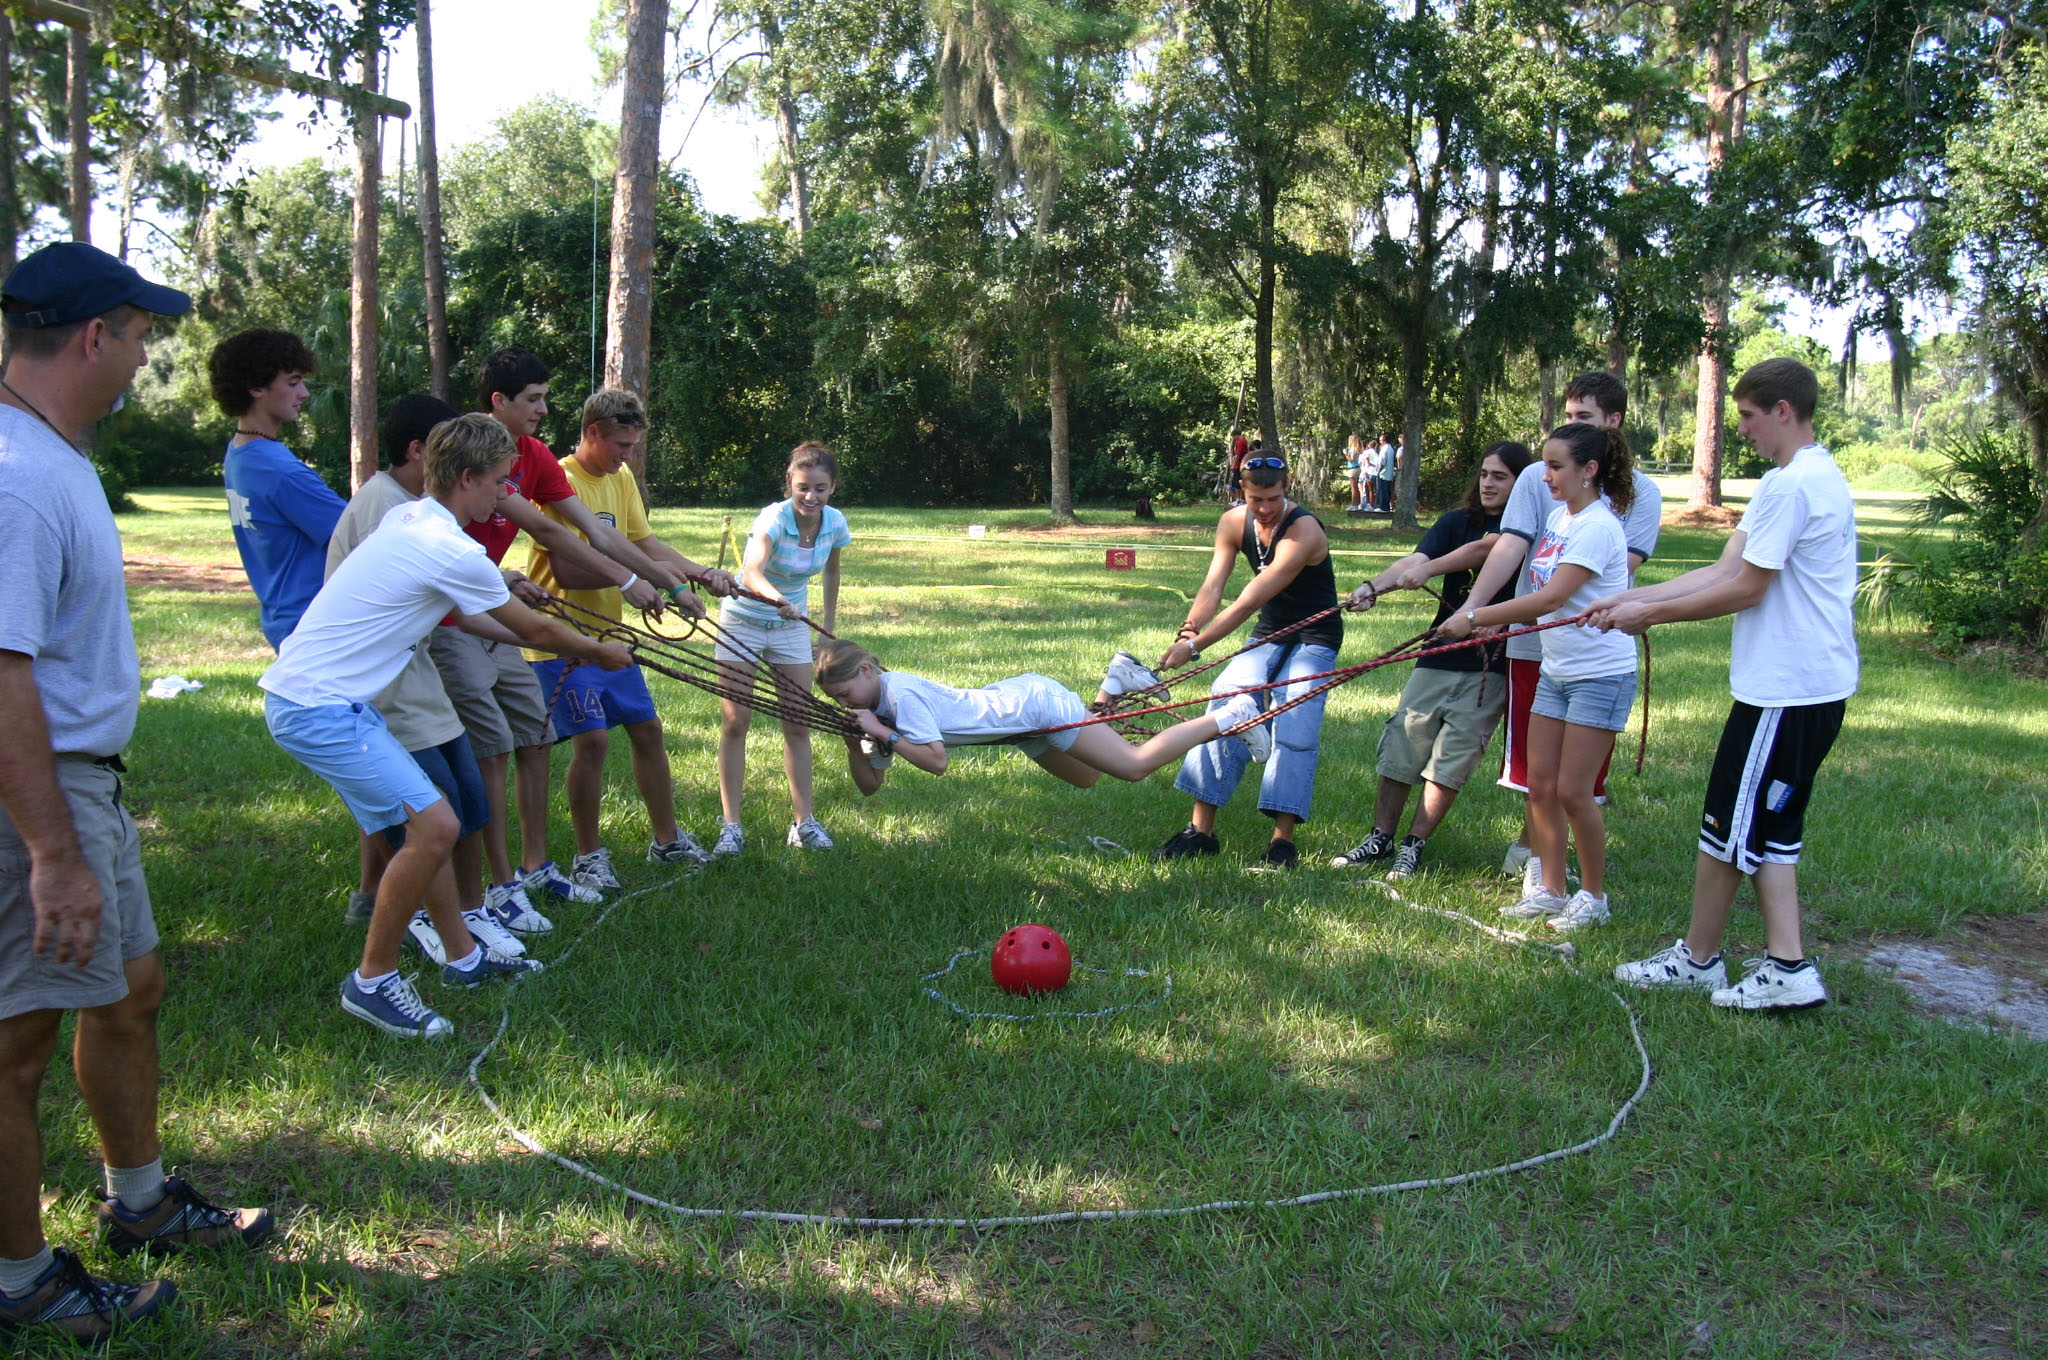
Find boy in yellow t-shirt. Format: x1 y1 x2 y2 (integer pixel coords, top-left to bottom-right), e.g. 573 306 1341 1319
524 389 727 886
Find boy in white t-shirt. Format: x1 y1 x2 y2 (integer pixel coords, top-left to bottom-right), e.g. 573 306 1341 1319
261 415 634 1040
1591 359 1857 1012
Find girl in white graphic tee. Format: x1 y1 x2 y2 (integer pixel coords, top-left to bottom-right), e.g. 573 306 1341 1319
1437 424 1640 931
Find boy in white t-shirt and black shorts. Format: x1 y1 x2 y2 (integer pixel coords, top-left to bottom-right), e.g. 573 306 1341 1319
1590 358 1857 1011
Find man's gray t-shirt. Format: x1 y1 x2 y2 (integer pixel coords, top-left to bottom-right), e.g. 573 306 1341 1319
0 407 141 756
1499 463 1662 661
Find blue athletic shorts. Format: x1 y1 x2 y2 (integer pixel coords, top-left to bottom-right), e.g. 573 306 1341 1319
265 694 443 836
530 658 659 737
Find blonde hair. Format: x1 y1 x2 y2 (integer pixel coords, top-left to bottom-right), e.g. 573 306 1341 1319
580 386 647 435
424 413 515 496
814 636 880 687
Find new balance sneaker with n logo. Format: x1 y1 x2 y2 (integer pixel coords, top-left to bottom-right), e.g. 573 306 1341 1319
339 972 452 1039
787 817 835 850
1614 940 1728 992
484 880 554 935
0 1248 174 1341
648 831 712 865
1100 649 1165 698
443 945 544 990
523 859 603 904
1711 957 1829 1011
709 822 745 859
1501 887 1568 921
571 847 622 892
98 1177 274 1257
1332 828 1396 868
1546 889 1611 932
1386 834 1426 881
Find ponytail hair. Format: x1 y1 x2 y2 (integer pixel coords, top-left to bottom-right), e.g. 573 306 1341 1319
1544 423 1634 518
814 636 881 687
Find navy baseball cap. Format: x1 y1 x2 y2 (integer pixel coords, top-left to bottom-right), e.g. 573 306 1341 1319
1 242 191 328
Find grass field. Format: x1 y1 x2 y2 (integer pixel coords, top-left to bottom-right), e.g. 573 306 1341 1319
19 486 2046 1358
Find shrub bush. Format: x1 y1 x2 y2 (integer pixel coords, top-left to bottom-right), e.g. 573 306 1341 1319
1902 428 2048 650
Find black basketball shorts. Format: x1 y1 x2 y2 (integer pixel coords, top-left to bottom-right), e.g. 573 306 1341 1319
1699 699 1845 875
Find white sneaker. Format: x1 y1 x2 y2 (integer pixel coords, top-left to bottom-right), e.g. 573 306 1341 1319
1101 649 1164 697
571 847 622 892
1546 889 1611 932
1615 939 1727 992
1501 887 1567 921
709 822 745 859
1501 842 1532 877
1520 854 1545 900
647 832 711 866
405 911 448 966
1712 957 1829 1011
1214 693 1271 762
484 880 554 936
462 905 527 956
523 860 603 905
787 817 835 850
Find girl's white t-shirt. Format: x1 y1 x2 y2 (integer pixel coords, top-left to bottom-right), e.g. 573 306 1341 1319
1524 500 1637 682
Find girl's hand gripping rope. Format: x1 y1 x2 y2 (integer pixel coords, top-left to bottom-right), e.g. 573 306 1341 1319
1344 580 1382 612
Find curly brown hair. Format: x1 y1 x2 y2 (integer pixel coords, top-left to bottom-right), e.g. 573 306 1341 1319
207 327 316 417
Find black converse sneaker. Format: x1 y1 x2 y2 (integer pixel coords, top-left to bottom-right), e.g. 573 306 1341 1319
1331 829 1396 868
1386 834 1425 880
1154 824 1221 860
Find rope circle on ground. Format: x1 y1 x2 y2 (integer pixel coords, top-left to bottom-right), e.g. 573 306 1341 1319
463 859 1655 1232
918 948 1173 1022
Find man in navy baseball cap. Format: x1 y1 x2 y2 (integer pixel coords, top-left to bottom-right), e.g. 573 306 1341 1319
0 244 270 1341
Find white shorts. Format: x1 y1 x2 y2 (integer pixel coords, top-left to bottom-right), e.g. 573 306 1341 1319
980 675 1087 757
713 607 817 667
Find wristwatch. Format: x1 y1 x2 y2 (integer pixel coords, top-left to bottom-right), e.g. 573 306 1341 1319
1463 609 1478 625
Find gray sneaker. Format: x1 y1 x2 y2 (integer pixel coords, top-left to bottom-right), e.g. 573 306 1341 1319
1546 889 1611 932
344 890 375 926
787 817 835 850
709 822 745 859
648 832 712 866
571 847 622 892
1101 649 1164 697
1501 887 1568 921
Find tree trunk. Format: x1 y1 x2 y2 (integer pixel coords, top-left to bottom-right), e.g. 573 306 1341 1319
349 25 382 493
1395 271 1429 530
0 13 18 277
759 12 809 241
1688 3 1739 509
1255 169 1280 454
1048 331 1074 524
605 0 668 492
415 0 452 401
1538 358 1558 434
2025 336 2048 545
115 131 140 260
66 26 90 241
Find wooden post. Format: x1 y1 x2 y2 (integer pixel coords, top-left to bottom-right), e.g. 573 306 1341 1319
66 25 90 241
349 20 381 492
605 0 669 493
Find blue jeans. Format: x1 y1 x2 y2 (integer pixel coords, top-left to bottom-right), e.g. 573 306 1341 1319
1173 639 1338 823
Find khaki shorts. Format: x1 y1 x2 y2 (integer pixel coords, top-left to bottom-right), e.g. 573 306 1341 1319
0 760 159 1020
1375 667 1508 791
428 626 556 760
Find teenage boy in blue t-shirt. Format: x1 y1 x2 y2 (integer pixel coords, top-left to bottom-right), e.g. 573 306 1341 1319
214 328 343 649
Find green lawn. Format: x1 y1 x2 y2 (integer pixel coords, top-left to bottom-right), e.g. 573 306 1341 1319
21 486 2045 1358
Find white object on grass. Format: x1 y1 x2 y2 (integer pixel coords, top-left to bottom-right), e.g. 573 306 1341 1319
146 674 204 699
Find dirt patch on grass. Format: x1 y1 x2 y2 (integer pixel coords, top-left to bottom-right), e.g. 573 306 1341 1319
1841 911 2048 1041
1664 504 1743 530
125 553 248 592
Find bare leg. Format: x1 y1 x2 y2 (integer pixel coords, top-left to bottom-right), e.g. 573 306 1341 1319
72 953 164 1170
1371 776 1411 837
1755 862 1808 960
1524 714 1569 896
1408 779 1460 840
476 750 515 884
452 830 485 911
715 660 754 824
624 717 678 843
0 1008 62 1257
361 799 464 977
1029 747 1104 788
357 831 383 895
772 661 816 821
1554 723 1617 897
1190 801 1221 835
1270 812 1300 844
1684 851 1744 961
1065 710 1238 781
564 729 610 855
513 742 553 872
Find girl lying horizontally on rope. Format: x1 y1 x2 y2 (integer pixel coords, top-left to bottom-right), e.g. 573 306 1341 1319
812 637 1270 793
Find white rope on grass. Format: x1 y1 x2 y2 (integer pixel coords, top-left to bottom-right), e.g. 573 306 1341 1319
918 948 1172 1022
463 862 1655 1232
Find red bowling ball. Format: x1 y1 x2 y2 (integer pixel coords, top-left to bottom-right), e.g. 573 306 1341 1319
990 924 1073 995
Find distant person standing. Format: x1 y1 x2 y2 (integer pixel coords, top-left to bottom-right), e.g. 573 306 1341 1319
1597 358 1856 1011
1375 432 1396 514
213 327 342 649
1227 432 1249 502
0 243 272 1341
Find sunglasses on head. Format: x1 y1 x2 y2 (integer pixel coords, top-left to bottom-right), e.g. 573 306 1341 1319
1244 456 1287 470
606 411 647 428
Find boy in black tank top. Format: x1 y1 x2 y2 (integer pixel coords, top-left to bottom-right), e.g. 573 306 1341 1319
1151 458 1342 869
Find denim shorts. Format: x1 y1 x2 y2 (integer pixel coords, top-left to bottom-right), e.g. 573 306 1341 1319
1531 669 1638 733
266 693 445 835
407 730 491 840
